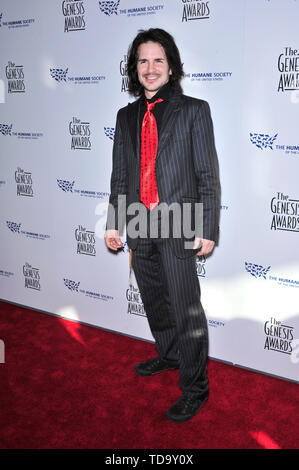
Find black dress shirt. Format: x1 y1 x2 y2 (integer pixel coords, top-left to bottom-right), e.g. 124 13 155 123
139 81 172 137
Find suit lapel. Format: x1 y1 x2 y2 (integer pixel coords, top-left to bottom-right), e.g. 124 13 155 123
127 98 141 159
156 91 183 162
126 90 183 161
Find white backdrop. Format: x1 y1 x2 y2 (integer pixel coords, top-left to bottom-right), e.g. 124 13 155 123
0 0 298 383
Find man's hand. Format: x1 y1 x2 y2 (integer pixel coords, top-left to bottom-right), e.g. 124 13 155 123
104 229 123 251
193 237 215 256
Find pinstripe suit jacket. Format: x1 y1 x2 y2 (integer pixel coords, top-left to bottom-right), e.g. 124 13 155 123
107 88 221 259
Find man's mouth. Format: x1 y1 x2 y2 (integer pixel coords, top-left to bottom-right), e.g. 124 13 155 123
144 75 159 82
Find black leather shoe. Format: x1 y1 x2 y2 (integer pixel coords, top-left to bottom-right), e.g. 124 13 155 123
166 392 209 423
134 357 179 376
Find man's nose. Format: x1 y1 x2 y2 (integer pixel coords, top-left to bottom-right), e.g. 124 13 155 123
147 60 155 74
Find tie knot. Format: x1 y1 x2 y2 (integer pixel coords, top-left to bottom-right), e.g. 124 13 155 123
146 98 163 112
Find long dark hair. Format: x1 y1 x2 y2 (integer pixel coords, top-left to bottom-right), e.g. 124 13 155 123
127 28 184 97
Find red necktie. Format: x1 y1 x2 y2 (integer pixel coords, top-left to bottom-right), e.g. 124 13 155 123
140 98 163 210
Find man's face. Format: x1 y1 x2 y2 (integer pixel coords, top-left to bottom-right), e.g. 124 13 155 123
137 41 172 99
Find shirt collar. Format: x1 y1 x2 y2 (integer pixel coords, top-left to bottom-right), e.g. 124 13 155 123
143 81 172 104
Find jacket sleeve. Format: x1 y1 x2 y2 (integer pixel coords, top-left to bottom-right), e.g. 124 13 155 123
191 101 221 242
106 110 128 233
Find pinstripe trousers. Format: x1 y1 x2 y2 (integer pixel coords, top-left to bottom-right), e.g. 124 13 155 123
132 222 209 397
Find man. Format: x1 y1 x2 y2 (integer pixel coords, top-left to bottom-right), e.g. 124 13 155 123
105 28 220 422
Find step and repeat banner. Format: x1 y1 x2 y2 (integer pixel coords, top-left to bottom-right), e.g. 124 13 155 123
0 0 298 383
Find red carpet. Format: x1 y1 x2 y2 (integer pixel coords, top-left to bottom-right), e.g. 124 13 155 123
0 300 298 449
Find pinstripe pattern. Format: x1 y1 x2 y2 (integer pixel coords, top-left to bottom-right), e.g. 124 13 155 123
107 89 221 257
132 235 209 396
107 88 220 397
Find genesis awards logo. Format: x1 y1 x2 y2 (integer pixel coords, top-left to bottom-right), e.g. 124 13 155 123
264 317 294 355
23 262 41 290
196 255 206 278
69 117 91 150
6 62 25 93
270 192 299 232
120 55 128 92
15 168 33 197
181 0 210 22
126 283 146 317
62 0 86 32
75 225 96 256
277 47 299 92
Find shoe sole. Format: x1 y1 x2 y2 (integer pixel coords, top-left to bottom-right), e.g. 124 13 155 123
135 366 179 376
166 396 208 423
